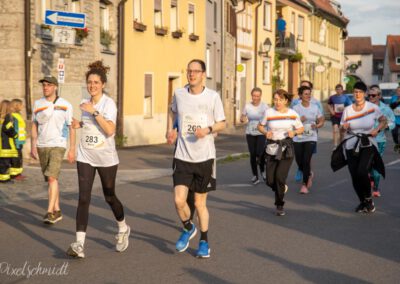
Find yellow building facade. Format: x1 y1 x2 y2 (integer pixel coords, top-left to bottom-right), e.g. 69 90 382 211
123 0 205 146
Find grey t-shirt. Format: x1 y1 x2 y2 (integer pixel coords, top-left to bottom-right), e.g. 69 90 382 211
171 87 225 163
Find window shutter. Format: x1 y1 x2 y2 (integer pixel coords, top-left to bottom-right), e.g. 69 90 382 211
145 74 152 98
189 4 194 13
154 0 162 11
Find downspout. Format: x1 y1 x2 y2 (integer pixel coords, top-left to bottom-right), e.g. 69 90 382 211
234 0 247 126
221 0 224 99
24 0 32 119
117 0 127 137
254 0 262 87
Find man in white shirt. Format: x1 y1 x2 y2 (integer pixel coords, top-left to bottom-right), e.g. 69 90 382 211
31 76 76 224
166 59 226 258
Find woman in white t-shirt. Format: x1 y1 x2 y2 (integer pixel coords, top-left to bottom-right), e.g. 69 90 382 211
66 61 130 259
340 81 386 214
257 89 304 216
293 86 325 194
240 87 269 185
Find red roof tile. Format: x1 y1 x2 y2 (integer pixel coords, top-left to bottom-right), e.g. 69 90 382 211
345 37 373 55
386 35 400 72
372 45 385 60
309 0 349 25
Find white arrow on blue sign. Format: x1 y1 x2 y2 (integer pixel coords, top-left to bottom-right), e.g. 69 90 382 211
45 10 86 29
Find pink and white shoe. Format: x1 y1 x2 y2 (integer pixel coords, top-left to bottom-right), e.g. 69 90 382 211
300 185 309 194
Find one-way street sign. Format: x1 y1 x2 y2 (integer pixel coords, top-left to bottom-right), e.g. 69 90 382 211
45 10 86 29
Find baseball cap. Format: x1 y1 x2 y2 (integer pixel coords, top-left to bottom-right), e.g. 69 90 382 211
39 76 58 86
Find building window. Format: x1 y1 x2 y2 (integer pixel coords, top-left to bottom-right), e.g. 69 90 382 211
134 0 142 22
290 12 295 35
263 58 271 84
144 74 153 117
397 73 400 80
154 0 163 27
298 15 304 40
263 1 271 31
100 1 110 31
396 57 400 65
206 45 212 78
188 4 195 34
226 3 236 37
378 75 383 81
170 0 178 31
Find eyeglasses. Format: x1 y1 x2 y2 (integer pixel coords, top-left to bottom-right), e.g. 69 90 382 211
368 94 378 98
186 69 203 75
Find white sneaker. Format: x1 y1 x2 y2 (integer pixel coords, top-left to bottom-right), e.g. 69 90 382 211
116 225 131 252
284 184 288 193
251 176 260 185
261 172 266 181
67 242 85 258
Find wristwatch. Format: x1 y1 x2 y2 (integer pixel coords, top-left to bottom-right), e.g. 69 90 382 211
92 111 100 117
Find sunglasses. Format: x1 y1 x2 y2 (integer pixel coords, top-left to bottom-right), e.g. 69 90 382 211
368 94 378 98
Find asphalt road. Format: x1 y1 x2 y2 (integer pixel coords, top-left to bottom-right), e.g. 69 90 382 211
0 138 399 283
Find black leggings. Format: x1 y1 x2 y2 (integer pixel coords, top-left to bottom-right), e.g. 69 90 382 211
265 155 294 206
246 134 266 177
76 162 124 232
346 147 375 202
294 141 316 184
392 124 400 144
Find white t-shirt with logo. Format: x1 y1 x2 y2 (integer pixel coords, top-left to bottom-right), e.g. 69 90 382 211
292 103 322 142
32 97 73 148
260 108 303 141
77 94 119 167
171 87 226 163
242 102 268 135
341 102 382 150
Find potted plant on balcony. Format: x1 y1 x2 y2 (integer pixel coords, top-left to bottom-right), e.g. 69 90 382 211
40 24 52 40
189 33 199 41
172 29 183 39
100 29 115 50
133 19 147 32
155 26 168 36
75 27 89 44
289 51 303 62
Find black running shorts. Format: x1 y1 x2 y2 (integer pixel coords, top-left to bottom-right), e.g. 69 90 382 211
173 159 216 193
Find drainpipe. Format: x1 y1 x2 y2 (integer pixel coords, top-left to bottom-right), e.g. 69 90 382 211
234 0 247 126
117 0 127 137
254 0 262 87
24 0 32 119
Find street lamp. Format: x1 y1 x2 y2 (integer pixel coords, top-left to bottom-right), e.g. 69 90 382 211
258 37 272 57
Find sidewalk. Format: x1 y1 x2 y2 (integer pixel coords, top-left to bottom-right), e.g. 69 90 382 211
0 124 333 205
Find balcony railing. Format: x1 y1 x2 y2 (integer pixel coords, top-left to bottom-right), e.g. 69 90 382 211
275 33 296 57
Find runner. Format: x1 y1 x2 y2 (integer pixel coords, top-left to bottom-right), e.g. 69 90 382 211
257 89 304 216
367 85 395 197
293 86 325 194
0 100 17 184
31 76 75 224
292 80 323 182
340 82 386 213
389 86 400 153
67 61 130 258
240 87 268 185
327 84 352 148
166 59 225 258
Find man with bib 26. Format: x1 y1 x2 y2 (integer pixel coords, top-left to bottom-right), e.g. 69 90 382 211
166 59 226 258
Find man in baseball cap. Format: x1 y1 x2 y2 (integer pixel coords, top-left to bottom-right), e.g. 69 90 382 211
39 76 58 86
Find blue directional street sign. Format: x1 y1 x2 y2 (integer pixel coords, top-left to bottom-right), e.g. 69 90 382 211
45 10 86 29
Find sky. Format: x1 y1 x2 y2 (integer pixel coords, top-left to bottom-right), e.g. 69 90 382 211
337 0 400 45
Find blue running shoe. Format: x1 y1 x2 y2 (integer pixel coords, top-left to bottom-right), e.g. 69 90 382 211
175 224 197 252
294 169 303 182
196 240 210 258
